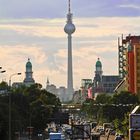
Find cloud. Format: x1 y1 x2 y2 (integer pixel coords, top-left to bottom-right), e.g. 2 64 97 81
119 4 140 9
0 17 140 88
0 19 65 38
0 0 140 18
0 45 47 80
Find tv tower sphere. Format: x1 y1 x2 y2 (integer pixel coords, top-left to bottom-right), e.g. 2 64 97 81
64 17 75 34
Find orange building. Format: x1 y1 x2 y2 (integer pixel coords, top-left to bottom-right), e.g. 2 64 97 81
127 43 135 93
134 44 140 94
118 35 140 99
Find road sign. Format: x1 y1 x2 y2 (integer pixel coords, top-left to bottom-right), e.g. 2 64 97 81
130 114 140 128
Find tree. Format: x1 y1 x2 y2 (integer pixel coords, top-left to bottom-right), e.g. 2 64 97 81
0 82 61 139
111 91 139 120
95 93 112 104
0 81 8 90
112 91 139 105
0 101 9 140
81 91 139 125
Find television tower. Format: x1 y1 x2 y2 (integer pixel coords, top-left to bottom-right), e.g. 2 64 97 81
64 0 76 100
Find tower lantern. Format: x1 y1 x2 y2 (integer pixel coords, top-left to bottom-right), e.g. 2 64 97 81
23 58 35 86
96 58 102 72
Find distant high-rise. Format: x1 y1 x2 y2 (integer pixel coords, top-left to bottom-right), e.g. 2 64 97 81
118 35 127 80
23 58 35 86
64 0 76 100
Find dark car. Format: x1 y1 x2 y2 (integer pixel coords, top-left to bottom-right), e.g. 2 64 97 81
65 128 72 135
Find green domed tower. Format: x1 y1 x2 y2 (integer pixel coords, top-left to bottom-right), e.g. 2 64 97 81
94 58 103 92
26 59 32 69
23 58 35 86
96 58 102 71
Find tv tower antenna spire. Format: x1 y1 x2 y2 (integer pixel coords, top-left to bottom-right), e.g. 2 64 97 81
68 0 71 13
64 0 76 101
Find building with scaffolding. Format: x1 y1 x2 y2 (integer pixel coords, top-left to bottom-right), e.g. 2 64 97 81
118 35 140 98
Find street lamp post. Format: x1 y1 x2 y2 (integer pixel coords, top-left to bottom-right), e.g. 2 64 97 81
0 70 6 82
0 68 6 82
9 72 21 140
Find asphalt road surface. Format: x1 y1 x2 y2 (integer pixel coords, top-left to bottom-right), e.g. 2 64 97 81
100 135 128 140
100 135 115 140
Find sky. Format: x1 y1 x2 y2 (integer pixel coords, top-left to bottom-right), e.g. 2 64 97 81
0 0 140 89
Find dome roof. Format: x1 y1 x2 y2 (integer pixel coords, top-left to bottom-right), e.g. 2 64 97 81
26 58 32 68
96 58 102 67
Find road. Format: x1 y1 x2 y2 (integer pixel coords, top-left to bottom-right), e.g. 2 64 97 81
100 135 128 140
100 135 115 140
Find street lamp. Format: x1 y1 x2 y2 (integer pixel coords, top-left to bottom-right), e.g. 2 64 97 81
9 73 21 87
0 66 6 74
0 70 6 73
9 72 21 140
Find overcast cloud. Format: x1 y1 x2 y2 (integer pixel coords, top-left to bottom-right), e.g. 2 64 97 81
0 0 140 18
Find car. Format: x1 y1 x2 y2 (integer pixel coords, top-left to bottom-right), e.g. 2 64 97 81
65 128 72 135
96 128 105 135
91 122 97 129
119 133 124 138
110 129 116 135
105 128 116 135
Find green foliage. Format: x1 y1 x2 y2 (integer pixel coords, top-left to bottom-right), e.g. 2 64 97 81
81 91 139 126
113 118 121 132
112 91 139 104
95 93 112 104
121 113 129 136
0 82 61 139
82 99 98 119
0 81 8 90
113 113 129 137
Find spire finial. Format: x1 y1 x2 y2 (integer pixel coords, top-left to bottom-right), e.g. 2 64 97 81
68 0 71 13
47 77 49 85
